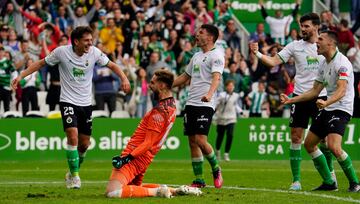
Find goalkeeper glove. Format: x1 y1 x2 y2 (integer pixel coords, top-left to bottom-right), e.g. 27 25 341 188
112 154 134 169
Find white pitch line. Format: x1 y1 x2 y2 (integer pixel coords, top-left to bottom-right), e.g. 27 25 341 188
0 181 359 203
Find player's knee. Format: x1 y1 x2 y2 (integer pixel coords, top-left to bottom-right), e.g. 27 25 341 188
304 141 315 153
291 129 303 144
327 144 342 158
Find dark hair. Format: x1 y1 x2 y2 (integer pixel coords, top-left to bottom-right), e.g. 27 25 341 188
320 30 338 45
340 19 349 28
154 69 174 89
300 13 320 26
200 24 219 43
225 79 235 86
70 26 93 46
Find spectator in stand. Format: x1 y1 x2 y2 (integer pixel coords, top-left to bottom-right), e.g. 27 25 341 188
134 35 152 69
259 0 300 45
0 25 10 44
337 19 355 55
146 51 169 82
168 29 182 58
20 58 41 116
195 0 213 29
249 23 271 44
163 0 182 17
215 80 242 162
130 0 168 22
0 47 17 112
213 1 232 31
66 0 101 28
347 40 360 118
99 17 125 55
223 19 241 51
4 0 24 38
134 68 148 118
5 29 20 52
93 65 119 114
267 83 284 117
161 39 177 74
265 45 287 91
320 10 337 32
122 19 140 56
160 17 174 40
223 61 242 93
245 81 268 117
286 28 300 44
49 3 70 34
322 0 339 17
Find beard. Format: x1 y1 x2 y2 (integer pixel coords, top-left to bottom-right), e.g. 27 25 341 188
152 90 159 101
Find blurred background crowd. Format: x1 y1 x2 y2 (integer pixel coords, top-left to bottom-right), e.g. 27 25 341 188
0 0 359 119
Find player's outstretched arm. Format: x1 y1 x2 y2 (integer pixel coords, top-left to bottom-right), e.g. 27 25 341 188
282 81 324 105
172 72 190 88
106 61 131 93
317 79 347 109
11 59 46 90
249 42 283 67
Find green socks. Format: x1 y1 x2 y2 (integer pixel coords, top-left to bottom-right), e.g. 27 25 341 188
290 143 301 182
79 151 87 168
311 149 334 185
192 157 204 180
205 150 220 172
319 143 334 172
67 145 79 177
337 151 359 184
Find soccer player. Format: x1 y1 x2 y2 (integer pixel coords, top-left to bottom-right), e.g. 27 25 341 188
250 13 335 191
281 30 360 192
172 24 224 188
11 26 131 189
106 69 202 198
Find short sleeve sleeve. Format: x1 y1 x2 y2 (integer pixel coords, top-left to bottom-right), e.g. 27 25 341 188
336 63 352 81
211 52 224 74
185 57 193 76
277 41 295 63
93 47 110 67
45 47 61 66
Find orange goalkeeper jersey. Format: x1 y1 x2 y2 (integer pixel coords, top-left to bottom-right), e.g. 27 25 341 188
122 97 177 160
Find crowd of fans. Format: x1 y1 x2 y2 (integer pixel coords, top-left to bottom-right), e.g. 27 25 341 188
0 0 359 118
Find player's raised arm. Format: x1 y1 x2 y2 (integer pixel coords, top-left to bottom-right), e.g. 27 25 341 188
317 78 347 109
106 61 131 93
172 72 191 88
249 42 283 67
11 59 46 90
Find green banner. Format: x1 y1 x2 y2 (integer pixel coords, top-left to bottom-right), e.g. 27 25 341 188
0 118 359 161
230 0 312 23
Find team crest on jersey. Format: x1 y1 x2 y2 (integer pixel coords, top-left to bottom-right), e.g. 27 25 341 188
306 56 319 65
66 116 72 124
152 113 164 123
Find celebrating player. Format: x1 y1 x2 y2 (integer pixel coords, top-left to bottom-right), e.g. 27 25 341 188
281 30 360 192
173 24 224 188
106 69 202 198
250 13 335 190
11 26 131 189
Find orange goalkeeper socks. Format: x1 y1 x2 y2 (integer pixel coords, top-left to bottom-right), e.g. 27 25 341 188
120 185 153 198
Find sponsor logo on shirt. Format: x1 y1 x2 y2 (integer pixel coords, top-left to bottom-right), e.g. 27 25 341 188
214 59 223 66
73 67 85 77
193 64 200 73
306 56 319 66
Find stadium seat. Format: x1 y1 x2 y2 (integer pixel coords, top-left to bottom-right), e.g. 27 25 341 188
92 110 109 118
25 110 46 118
110 110 130 118
2 111 22 118
47 111 62 119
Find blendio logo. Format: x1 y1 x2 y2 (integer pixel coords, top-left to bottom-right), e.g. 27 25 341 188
14 131 180 151
231 1 297 12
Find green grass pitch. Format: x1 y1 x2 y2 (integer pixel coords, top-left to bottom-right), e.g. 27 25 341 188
1 160 360 203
